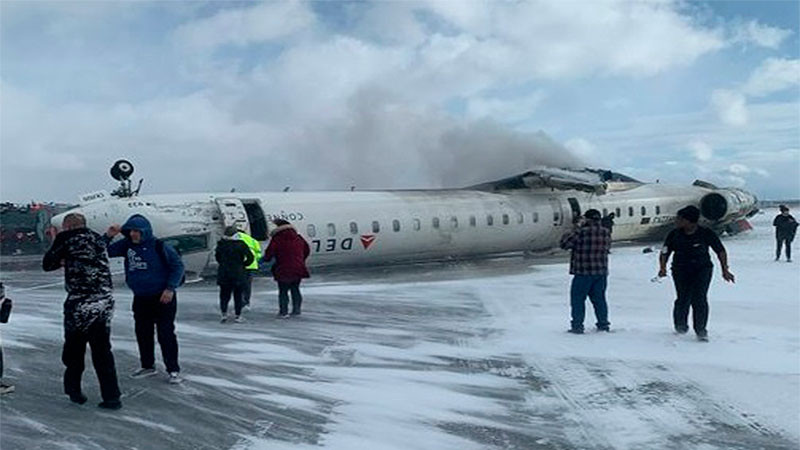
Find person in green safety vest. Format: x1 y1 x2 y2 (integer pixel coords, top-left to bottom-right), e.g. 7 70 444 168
235 229 262 309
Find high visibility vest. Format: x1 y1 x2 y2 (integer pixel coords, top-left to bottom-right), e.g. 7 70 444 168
236 232 261 271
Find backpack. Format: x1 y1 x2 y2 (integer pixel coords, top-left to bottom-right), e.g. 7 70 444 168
155 239 186 287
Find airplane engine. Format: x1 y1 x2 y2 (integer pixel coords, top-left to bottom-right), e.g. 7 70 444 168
700 188 758 223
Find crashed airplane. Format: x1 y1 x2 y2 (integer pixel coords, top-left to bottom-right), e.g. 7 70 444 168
51 161 758 279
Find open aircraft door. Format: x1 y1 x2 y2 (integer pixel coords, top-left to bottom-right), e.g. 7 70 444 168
548 198 564 227
214 198 250 234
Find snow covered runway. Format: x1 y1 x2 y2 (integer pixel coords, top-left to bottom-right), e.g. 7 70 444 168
1 210 797 449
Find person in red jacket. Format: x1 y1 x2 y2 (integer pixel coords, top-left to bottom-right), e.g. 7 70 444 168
262 219 310 318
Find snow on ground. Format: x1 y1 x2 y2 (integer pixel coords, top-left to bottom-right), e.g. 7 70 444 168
0 208 798 449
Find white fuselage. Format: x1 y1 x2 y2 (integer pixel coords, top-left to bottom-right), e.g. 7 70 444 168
52 182 755 278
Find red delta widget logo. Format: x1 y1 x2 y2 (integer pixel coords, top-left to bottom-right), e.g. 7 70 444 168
360 235 376 249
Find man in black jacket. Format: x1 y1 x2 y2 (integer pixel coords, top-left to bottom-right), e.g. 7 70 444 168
215 226 254 323
773 205 797 262
43 213 121 409
658 206 735 341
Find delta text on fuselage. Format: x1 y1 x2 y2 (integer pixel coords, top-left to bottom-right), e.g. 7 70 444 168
52 162 759 279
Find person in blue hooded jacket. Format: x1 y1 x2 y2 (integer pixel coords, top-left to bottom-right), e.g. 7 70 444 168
104 214 185 384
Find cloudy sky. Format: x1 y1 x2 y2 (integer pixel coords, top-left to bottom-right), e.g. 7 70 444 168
1 0 798 203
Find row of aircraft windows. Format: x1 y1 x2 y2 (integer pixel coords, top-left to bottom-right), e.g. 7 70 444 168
305 205 663 238
307 212 542 238
602 205 661 218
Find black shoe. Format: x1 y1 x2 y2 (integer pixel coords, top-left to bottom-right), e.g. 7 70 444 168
290 311 301 316
567 328 584 334
596 326 610 332
98 400 122 410
68 392 88 405
674 326 689 334
696 331 708 342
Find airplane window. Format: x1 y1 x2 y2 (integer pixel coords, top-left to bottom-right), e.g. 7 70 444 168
641 206 646 216
628 207 634 217
602 208 608 217
533 212 539 223
413 218 421 231
655 205 661 215
350 222 358 234
432 217 440 229
327 223 336 236
553 212 559 222
615 207 621 217
469 216 476 227
307 224 316 237
487 215 494 226
450 216 458 228
502 214 509 225
393 219 401 232
372 221 380 233
161 234 209 255
517 212 523 224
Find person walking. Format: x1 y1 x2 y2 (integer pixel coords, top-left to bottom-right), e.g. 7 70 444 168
262 219 310 318
658 205 735 341
215 226 254 323
43 213 122 409
600 212 615 234
559 209 612 334
104 214 185 384
773 205 797 262
235 229 261 309
0 282 15 395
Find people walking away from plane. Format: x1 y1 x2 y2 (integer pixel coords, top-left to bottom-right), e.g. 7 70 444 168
235 229 261 309
658 205 735 341
104 214 185 384
215 226 254 323
601 212 615 234
773 205 797 262
263 219 310 318
42 213 121 409
559 209 612 334
0 282 15 395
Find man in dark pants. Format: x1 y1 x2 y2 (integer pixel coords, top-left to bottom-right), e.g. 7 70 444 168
215 226 254 322
658 205 735 341
773 205 797 262
0 283 14 395
263 219 310 318
43 213 121 409
600 212 615 234
559 209 612 334
105 214 184 384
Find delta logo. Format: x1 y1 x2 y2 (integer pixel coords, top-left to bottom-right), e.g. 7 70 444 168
360 235 376 249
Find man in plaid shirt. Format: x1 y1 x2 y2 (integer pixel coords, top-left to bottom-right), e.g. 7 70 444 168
559 208 611 334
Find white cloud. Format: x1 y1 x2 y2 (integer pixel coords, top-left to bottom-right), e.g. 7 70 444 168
730 20 793 49
172 1 314 50
689 140 713 161
742 58 800 98
709 58 799 126
710 89 748 126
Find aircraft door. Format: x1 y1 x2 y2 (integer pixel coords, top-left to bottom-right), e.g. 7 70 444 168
214 198 250 234
548 198 564 227
567 197 581 224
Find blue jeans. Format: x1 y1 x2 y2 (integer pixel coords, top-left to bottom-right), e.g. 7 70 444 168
570 274 609 331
